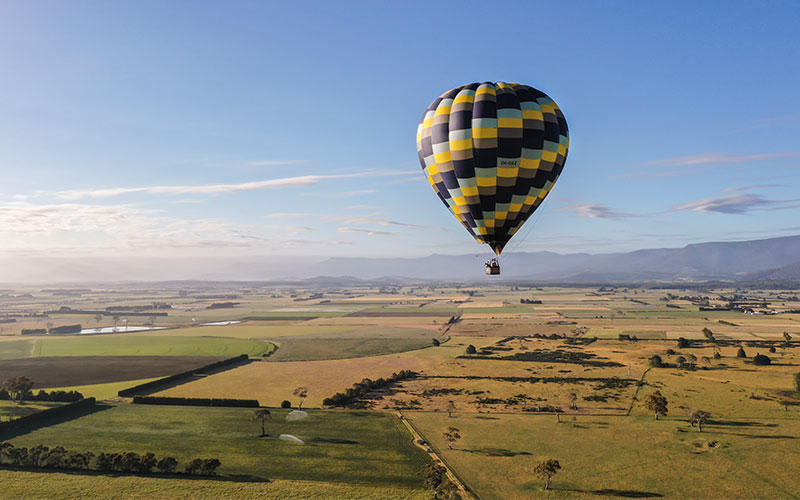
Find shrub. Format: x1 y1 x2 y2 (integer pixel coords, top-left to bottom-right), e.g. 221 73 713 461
737 347 747 358
466 344 477 354
713 352 722 359
185 458 203 475
677 338 689 348
753 354 771 366
666 349 676 355
157 456 178 474
281 400 292 408
648 355 663 368
200 458 221 475
769 346 776 353
431 338 440 346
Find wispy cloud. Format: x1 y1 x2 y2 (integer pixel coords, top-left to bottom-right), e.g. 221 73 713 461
672 193 800 214
337 227 396 236
719 184 783 193
0 201 344 256
53 170 405 200
621 152 800 179
554 203 641 219
264 212 430 229
244 160 309 167
653 152 800 167
345 204 382 211
335 189 377 198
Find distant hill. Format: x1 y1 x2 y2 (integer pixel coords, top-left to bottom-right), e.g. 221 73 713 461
302 235 800 282
742 260 800 281
3 235 800 284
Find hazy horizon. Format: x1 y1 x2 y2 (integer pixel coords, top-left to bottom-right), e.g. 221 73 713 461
2 1 800 273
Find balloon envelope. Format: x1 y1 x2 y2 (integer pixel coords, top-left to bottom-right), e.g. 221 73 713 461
416 82 568 255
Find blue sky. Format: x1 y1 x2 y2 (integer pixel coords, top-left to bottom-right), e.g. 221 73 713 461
1 0 799 262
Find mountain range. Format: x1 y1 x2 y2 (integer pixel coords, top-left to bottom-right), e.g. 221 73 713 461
2 235 800 284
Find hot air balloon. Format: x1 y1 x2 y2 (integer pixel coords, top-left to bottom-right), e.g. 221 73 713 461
416 82 568 274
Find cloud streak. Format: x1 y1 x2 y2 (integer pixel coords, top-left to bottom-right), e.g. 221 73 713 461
53 170 404 200
555 203 641 219
244 160 309 167
672 193 800 214
337 227 396 236
621 152 800 179
652 152 800 167
265 212 430 229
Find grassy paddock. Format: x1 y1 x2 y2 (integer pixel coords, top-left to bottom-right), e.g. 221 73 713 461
0 400 64 421
406 411 800 499
36 336 273 357
6 404 429 489
0 471 430 500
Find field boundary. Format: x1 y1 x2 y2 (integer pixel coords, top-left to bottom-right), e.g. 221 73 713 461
401 412 480 500
118 355 252 397
132 396 259 407
0 398 96 435
626 366 652 416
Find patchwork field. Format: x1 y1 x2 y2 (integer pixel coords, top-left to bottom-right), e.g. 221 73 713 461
0 356 227 388
2 284 800 499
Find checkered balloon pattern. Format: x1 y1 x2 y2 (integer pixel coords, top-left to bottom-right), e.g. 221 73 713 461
417 82 568 255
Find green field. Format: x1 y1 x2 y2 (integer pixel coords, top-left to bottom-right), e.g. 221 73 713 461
6 404 430 489
0 339 36 359
0 336 273 358
0 472 430 500
0 400 64 421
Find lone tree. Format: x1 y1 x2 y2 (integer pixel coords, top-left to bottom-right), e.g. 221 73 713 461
447 400 456 418
465 344 477 355
644 390 669 420
753 353 771 366
533 459 561 490
568 392 578 410
252 409 271 437
443 427 461 450
702 328 715 341
293 387 308 409
737 346 747 358
432 338 441 346
648 355 663 368
2 376 34 403
784 332 792 342
677 337 690 348
689 410 711 432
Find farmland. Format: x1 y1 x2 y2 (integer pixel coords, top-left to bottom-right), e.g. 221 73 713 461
1 283 800 498
6 404 430 488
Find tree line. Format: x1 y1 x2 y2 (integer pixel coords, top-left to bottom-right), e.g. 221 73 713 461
322 370 417 407
0 442 220 476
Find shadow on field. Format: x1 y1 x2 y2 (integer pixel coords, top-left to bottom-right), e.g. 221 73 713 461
464 448 532 457
0 466 269 483
588 489 664 498
308 437 359 445
0 403 112 440
708 420 777 427
561 487 663 498
727 433 796 439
